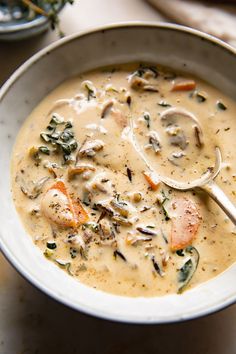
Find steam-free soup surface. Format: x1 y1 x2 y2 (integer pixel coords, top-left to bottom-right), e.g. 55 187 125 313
11 64 236 296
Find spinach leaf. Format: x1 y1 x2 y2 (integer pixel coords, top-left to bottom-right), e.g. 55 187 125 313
177 246 199 293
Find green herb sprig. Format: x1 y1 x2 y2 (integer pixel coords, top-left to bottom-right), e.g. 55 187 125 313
40 114 78 163
22 0 74 37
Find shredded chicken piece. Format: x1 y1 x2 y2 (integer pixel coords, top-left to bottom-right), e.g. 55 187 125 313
78 139 105 158
99 219 115 240
85 173 112 194
68 164 96 180
130 76 158 92
111 109 128 128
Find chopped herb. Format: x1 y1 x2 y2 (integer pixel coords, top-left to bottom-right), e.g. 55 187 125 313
50 113 64 125
126 167 132 182
85 83 96 100
178 246 199 293
55 260 73 275
114 250 126 261
38 146 50 155
40 132 51 143
217 101 227 111
60 130 74 142
151 256 164 277
179 259 192 282
40 118 78 163
161 190 170 221
65 121 73 129
70 247 77 259
60 143 71 155
162 205 170 221
50 132 60 140
158 101 171 107
143 112 151 129
46 241 57 250
69 140 78 151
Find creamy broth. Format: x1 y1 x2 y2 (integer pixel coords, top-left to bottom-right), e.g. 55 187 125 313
11 64 236 297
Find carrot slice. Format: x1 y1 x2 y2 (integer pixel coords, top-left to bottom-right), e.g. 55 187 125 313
171 80 196 92
45 180 88 227
170 197 201 251
143 171 160 191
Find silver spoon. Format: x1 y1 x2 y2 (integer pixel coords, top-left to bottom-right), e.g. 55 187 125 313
129 123 236 225
159 147 236 225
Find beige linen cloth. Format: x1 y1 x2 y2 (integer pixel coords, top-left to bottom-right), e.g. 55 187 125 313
147 0 236 46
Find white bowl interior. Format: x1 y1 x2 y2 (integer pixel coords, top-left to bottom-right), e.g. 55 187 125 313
1 23 236 323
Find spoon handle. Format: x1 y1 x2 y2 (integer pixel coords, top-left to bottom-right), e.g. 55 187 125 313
201 180 236 225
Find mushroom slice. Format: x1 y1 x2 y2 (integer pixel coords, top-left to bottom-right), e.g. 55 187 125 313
146 131 162 153
68 164 96 180
126 233 152 245
85 173 112 194
78 139 105 158
165 125 188 150
21 176 50 199
129 76 158 92
160 107 203 150
130 76 149 90
101 100 114 118
160 107 201 127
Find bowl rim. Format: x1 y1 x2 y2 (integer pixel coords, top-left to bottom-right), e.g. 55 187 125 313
1 21 236 324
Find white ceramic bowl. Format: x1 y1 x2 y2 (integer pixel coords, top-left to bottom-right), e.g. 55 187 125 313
1 23 236 324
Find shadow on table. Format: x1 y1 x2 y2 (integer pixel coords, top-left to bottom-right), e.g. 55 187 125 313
1 261 235 354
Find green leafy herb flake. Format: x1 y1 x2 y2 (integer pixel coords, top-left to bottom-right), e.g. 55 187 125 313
160 190 170 221
46 241 57 250
85 83 96 101
143 112 151 129
177 246 200 293
55 260 73 275
38 146 50 155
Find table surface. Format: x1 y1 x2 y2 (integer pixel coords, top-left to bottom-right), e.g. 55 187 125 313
1 1 236 353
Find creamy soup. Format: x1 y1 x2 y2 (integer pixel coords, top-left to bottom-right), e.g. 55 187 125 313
11 64 236 297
